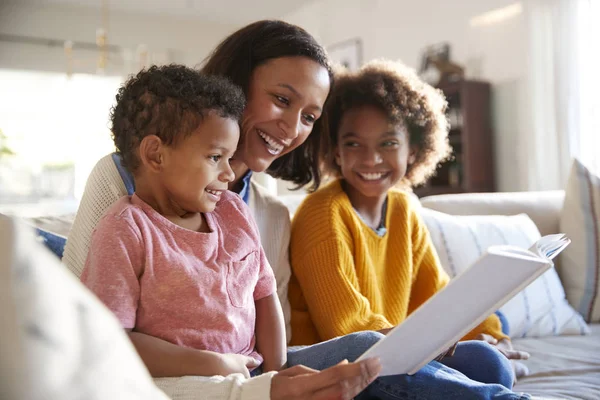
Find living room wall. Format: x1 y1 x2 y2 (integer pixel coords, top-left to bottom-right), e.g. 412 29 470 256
284 0 530 193
0 2 237 75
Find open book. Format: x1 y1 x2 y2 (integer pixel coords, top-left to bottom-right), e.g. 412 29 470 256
356 234 571 377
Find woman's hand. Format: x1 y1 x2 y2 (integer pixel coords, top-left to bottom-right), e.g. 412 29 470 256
475 333 530 360
213 353 261 379
270 358 382 400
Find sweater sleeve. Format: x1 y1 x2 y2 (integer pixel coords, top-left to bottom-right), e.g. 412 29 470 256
154 372 276 400
292 236 392 341
63 154 128 278
408 208 508 341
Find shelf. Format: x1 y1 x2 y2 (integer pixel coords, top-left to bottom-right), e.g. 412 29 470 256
414 185 465 198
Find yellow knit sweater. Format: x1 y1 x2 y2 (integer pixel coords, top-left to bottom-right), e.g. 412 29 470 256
289 180 507 346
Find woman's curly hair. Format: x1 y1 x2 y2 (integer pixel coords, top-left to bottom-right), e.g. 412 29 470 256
110 64 245 173
323 59 451 188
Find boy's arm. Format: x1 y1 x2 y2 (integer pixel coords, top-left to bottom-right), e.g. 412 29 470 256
127 331 260 378
254 293 287 372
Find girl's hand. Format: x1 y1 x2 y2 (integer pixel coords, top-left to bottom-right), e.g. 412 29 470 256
475 334 530 360
214 353 261 379
270 358 382 400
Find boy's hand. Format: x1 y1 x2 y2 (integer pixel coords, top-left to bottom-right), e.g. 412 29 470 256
214 353 261 379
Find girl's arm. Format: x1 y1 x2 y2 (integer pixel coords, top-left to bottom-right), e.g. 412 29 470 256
407 209 508 341
292 237 393 341
254 293 287 372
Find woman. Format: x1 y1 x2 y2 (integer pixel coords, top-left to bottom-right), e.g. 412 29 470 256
64 19 377 400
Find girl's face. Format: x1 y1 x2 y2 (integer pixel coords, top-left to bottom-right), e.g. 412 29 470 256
335 105 415 201
235 56 331 173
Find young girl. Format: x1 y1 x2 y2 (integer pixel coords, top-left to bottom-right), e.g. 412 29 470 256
289 60 530 397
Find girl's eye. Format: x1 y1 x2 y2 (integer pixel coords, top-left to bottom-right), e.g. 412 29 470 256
209 155 222 162
382 141 399 147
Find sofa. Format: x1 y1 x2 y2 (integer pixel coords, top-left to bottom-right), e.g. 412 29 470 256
415 190 600 400
9 186 600 400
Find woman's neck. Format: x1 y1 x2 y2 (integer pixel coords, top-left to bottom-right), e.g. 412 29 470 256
341 180 387 230
228 159 250 192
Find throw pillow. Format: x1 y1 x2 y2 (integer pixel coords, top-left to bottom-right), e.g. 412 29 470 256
559 158 600 322
420 208 589 338
0 215 168 400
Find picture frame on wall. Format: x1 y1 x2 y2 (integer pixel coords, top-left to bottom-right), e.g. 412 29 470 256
328 38 363 71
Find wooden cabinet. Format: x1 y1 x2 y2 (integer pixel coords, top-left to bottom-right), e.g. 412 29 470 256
415 80 495 197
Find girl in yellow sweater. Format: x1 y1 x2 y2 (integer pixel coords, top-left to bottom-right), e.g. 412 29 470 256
288 60 531 399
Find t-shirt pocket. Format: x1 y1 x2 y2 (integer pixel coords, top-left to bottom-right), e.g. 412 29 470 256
226 251 259 308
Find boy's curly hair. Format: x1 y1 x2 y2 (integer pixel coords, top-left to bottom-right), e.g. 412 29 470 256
110 64 245 173
323 59 451 188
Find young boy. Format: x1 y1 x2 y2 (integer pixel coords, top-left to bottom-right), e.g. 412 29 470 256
81 65 286 378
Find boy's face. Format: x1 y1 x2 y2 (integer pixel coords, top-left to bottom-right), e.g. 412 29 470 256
160 112 239 214
335 106 414 200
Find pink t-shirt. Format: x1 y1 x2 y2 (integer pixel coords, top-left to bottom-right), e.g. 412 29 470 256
81 191 276 363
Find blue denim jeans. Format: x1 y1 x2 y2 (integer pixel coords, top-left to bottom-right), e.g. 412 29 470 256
287 331 529 400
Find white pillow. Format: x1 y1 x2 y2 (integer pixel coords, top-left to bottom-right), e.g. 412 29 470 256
559 158 600 323
419 208 589 339
0 215 169 400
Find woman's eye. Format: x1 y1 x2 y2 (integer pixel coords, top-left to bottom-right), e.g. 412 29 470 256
275 95 289 105
303 114 316 124
344 141 359 148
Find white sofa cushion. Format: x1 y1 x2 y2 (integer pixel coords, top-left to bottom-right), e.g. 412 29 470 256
559 158 600 323
419 208 589 338
0 215 169 400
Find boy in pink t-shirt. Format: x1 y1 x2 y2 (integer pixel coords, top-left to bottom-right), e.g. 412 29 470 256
81 65 286 378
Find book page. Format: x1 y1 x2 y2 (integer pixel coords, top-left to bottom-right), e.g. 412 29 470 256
356 251 552 376
529 234 571 260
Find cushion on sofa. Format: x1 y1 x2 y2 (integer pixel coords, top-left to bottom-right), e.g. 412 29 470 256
419 208 589 338
559 158 600 323
0 215 168 400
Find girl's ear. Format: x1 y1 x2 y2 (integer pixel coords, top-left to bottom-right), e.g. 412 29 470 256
139 135 164 173
408 146 418 165
334 145 342 167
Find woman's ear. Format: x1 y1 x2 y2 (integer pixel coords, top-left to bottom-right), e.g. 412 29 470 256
139 135 164 173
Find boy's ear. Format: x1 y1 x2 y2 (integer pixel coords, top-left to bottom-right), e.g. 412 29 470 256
408 146 418 165
139 135 164 173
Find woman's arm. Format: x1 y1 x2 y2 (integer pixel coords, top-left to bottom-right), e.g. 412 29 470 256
254 293 287 372
63 154 128 278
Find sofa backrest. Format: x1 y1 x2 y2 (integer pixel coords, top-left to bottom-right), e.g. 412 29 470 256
420 191 565 237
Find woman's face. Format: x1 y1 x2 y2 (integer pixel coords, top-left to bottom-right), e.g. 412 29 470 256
235 56 331 173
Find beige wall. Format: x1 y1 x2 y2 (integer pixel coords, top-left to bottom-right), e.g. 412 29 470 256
283 0 530 192
0 2 237 76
